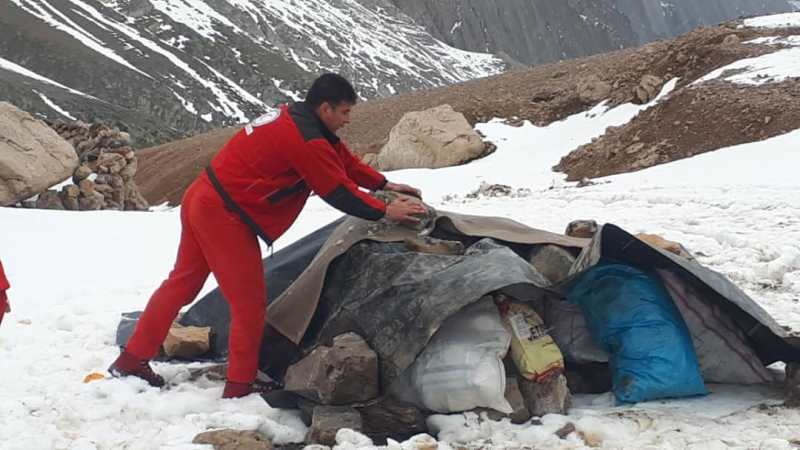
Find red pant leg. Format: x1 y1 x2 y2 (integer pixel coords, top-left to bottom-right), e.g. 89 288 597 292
125 184 211 360
186 185 266 384
0 292 7 326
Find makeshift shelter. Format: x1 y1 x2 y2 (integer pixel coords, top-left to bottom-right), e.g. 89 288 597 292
168 210 800 394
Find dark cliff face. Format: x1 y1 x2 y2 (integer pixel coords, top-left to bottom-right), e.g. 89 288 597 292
615 0 795 43
390 0 794 64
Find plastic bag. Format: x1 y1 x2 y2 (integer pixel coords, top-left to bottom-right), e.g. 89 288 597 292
568 262 708 404
391 298 513 413
495 295 564 382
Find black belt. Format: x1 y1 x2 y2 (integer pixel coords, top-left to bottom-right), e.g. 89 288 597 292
205 166 273 246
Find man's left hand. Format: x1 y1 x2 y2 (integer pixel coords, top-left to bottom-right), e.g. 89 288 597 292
385 182 422 199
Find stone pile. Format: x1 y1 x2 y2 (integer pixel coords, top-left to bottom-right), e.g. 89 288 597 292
27 120 149 211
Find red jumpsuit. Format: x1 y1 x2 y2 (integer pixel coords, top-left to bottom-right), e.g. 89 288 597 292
0 260 9 325
125 102 387 383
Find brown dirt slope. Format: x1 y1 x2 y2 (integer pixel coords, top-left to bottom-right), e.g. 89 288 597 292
136 21 800 205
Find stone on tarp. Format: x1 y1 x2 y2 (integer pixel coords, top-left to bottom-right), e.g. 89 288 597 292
565 220 598 239
306 406 363 446
528 245 576 285
284 332 379 405
192 429 272 450
163 324 211 358
518 373 571 417
377 104 486 170
636 233 693 260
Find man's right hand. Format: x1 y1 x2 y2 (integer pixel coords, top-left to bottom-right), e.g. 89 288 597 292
385 197 427 224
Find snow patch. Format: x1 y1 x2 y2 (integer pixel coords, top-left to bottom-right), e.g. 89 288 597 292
34 91 76 120
743 12 800 29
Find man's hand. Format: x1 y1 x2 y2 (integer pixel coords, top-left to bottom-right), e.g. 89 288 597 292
385 181 422 199
385 197 427 224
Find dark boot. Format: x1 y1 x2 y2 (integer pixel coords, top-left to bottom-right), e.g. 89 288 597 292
222 379 282 399
108 349 166 388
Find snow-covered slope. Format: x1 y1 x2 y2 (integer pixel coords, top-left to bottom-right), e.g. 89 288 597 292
0 0 504 146
1 11 800 450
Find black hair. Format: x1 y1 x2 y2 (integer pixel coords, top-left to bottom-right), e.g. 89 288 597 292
305 73 357 109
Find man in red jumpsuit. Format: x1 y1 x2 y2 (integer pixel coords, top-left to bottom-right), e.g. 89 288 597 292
0 260 9 326
109 74 425 398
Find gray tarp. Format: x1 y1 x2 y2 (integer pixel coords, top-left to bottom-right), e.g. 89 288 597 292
168 213 800 384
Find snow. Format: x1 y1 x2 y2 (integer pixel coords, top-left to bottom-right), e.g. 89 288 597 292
2 15 800 450
697 35 800 85
743 12 800 29
34 91 77 120
7 0 151 77
0 56 96 99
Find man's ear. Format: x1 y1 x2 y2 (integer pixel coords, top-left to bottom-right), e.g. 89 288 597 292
317 102 332 116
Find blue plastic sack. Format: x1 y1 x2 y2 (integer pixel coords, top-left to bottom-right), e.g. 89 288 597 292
568 262 708 404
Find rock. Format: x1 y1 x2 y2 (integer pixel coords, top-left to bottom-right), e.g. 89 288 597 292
565 220 598 239
403 237 464 255
377 105 486 170
635 233 693 259
123 180 150 211
361 153 378 169
357 397 428 440
119 156 138 180
555 422 576 439
163 324 211 358
96 152 127 174
78 190 105 211
60 185 80 210
528 245 576 285
192 429 272 450
577 77 612 104
284 332 379 405
73 164 93 183
634 75 663 104
35 190 65 210
722 34 740 46
306 406 362 446
518 373 571 417
374 191 435 233
785 363 800 408
78 178 97 195
479 377 531 424
0 102 79 206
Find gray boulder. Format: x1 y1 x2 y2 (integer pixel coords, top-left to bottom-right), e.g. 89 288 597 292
0 102 78 205
376 105 486 170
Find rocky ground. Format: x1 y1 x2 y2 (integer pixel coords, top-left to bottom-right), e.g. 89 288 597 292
136 20 800 205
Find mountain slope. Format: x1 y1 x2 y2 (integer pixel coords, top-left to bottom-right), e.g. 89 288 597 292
0 0 504 146
391 0 795 64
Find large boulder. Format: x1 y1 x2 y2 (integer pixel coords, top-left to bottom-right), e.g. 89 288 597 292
376 105 486 171
0 102 78 205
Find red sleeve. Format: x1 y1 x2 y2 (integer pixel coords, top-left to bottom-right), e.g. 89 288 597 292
336 142 387 191
286 139 386 221
0 261 8 291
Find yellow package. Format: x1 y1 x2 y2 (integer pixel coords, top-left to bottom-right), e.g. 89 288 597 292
499 301 564 382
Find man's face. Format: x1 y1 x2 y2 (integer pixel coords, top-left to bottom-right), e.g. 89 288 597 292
316 101 353 132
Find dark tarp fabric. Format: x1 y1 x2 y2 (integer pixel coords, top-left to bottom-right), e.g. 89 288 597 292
118 214 800 386
307 238 549 385
560 224 800 366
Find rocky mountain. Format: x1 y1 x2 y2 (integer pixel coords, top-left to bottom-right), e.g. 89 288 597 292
0 0 794 146
393 0 796 64
0 0 504 146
